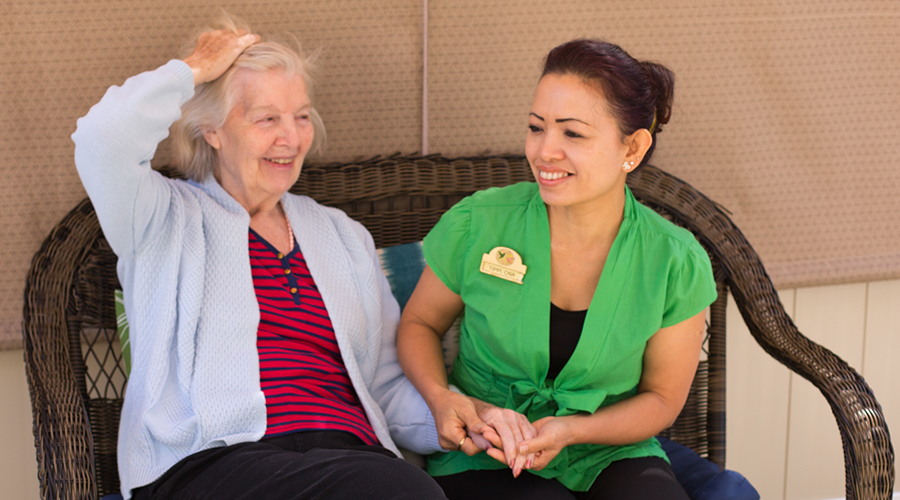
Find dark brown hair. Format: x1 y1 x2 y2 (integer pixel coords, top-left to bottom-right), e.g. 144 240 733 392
542 39 674 166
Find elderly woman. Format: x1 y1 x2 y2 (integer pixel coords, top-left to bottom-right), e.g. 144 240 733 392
73 17 446 500
397 39 717 500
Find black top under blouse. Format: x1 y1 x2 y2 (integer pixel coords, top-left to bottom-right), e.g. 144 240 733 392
547 303 588 380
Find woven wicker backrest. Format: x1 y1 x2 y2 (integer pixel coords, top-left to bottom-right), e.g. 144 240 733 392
23 156 893 499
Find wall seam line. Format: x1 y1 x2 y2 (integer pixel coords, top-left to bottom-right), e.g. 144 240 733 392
421 0 428 155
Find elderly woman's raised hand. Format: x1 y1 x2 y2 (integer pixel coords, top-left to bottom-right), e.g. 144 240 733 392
183 29 260 85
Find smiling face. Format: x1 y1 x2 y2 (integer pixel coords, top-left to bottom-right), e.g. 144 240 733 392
203 68 314 212
526 73 643 214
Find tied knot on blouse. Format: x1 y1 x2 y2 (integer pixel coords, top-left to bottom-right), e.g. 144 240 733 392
506 378 607 420
505 379 608 477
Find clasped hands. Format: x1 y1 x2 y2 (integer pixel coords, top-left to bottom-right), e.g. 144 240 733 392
432 390 573 477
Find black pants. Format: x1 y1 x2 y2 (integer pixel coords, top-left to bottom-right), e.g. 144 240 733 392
434 457 689 500
132 431 447 500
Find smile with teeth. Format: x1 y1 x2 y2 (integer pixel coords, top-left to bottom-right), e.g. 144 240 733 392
540 171 570 180
266 158 293 165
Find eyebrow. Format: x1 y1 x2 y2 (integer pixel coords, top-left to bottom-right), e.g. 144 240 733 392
247 103 312 115
529 113 590 126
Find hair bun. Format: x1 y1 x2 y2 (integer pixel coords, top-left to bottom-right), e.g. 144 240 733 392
640 61 674 133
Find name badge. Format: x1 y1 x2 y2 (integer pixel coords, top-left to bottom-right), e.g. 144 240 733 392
480 246 528 284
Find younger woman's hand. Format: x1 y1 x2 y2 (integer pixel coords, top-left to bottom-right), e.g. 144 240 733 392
471 399 536 477
515 416 576 471
429 389 491 456
183 29 260 85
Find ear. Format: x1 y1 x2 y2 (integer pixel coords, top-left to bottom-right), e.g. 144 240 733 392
624 128 653 165
202 128 222 150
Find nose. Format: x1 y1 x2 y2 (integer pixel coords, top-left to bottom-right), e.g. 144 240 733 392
539 131 565 162
277 118 302 149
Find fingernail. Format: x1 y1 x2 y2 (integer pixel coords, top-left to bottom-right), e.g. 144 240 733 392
526 459 533 468
508 460 513 468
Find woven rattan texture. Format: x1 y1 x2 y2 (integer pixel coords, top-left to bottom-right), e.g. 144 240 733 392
23 156 893 499
426 0 900 290
1 0 422 349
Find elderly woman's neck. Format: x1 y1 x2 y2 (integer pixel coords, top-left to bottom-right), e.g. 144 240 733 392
247 200 294 254
243 198 282 217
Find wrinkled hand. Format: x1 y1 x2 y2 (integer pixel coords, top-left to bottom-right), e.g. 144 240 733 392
471 399 536 477
430 389 492 456
515 416 574 471
183 29 260 85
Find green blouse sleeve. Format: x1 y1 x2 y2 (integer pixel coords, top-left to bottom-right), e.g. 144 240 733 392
661 242 718 329
422 197 474 295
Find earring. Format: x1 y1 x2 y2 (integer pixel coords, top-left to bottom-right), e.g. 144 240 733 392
622 160 635 171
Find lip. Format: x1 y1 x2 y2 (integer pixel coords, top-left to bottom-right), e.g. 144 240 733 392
263 157 297 168
534 165 573 186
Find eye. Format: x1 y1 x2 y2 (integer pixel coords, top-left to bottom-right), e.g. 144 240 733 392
564 130 583 138
528 124 543 133
295 114 310 122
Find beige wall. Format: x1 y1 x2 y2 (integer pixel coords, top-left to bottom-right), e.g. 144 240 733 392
3 0 900 349
4 280 898 499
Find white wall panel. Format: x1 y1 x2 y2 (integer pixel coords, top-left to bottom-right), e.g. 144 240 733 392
0 349 40 499
785 284 868 500
862 279 900 494
727 289 794 500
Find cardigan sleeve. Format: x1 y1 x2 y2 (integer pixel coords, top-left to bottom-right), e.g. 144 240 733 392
346 218 444 455
72 59 195 258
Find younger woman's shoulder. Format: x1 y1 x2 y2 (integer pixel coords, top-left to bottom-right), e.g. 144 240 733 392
633 199 707 256
434 181 537 232
465 181 538 208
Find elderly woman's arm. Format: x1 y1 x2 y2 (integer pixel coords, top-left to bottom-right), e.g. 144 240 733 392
516 310 707 470
71 31 256 258
71 60 193 258
336 217 446 455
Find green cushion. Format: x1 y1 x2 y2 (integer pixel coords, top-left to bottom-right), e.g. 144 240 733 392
114 289 132 375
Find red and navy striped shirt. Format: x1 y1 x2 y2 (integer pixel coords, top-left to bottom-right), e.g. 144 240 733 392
250 229 379 444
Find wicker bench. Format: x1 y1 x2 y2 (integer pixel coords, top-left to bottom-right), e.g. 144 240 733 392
23 155 894 499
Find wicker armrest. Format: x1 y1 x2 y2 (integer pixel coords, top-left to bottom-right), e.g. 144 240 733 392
24 199 103 500
627 166 895 500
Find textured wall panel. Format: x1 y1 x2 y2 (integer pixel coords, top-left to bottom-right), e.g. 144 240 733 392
427 0 900 289
0 0 422 347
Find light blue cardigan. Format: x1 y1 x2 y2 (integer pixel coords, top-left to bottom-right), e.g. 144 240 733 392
72 60 441 499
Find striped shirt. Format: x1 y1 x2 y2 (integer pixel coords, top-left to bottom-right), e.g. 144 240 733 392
250 229 379 444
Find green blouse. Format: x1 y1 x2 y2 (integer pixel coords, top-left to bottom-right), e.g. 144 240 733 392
422 182 717 491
